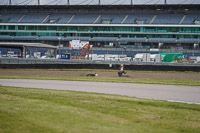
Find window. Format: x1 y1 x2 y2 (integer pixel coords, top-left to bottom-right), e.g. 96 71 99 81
0 25 3 30
18 26 25 30
58 26 66 31
48 26 57 31
27 26 35 30
8 26 15 30
38 26 47 30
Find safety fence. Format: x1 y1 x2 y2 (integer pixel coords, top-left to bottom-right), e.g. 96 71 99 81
1 58 200 67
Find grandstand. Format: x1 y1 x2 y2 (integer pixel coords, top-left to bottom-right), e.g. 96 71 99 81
0 0 200 59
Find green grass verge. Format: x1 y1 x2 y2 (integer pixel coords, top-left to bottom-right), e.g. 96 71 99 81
0 75 200 86
0 68 200 74
0 68 116 72
0 86 200 133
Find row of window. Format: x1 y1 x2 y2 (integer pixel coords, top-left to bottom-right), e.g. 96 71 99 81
0 25 200 33
1 32 199 39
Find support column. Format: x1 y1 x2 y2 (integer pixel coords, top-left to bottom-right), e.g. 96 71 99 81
54 48 57 59
9 0 12 5
23 46 26 58
38 0 40 5
58 37 61 59
194 44 199 49
159 43 163 48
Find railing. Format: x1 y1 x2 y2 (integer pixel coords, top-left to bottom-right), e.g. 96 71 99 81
0 58 200 67
86 47 200 53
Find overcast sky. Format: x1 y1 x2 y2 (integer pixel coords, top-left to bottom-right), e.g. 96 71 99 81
0 0 199 5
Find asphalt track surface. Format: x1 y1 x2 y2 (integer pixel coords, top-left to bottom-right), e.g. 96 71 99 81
0 79 200 104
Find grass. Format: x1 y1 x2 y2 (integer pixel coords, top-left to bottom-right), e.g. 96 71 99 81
0 86 200 133
0 75 200 86
0 68 200 74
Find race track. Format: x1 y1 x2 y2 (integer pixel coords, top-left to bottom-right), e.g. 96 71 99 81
0 79 200 104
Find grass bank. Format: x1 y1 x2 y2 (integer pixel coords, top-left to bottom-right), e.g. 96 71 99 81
0 75 200 86
0 86 200 133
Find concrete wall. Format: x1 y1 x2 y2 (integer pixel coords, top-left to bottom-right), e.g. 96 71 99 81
1 64 200 72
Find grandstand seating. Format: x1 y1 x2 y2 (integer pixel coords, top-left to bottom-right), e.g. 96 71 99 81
8 36 53 41
148 38 177 43
65 36 91 41
0 14 23 23
178 38 200 43
70 13 99 24
90 37 118 41
20 14 48 23
2 13 200 24
182 14 200 24
120 37 147 42
0 35 12 39
14 36 38 40
153 14 183 24
31 36 91 41
123 14 154 24
119 45 150 49
44 13 73 23
96 14 126 24
37 36 59 40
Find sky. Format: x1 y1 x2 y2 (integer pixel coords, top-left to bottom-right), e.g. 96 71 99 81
0 0 199 5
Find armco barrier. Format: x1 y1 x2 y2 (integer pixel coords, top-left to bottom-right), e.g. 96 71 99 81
0 58 200 72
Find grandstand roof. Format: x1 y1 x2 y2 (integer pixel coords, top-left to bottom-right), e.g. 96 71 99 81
1 4 200 13
0 42 57 49
0 0 200 6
